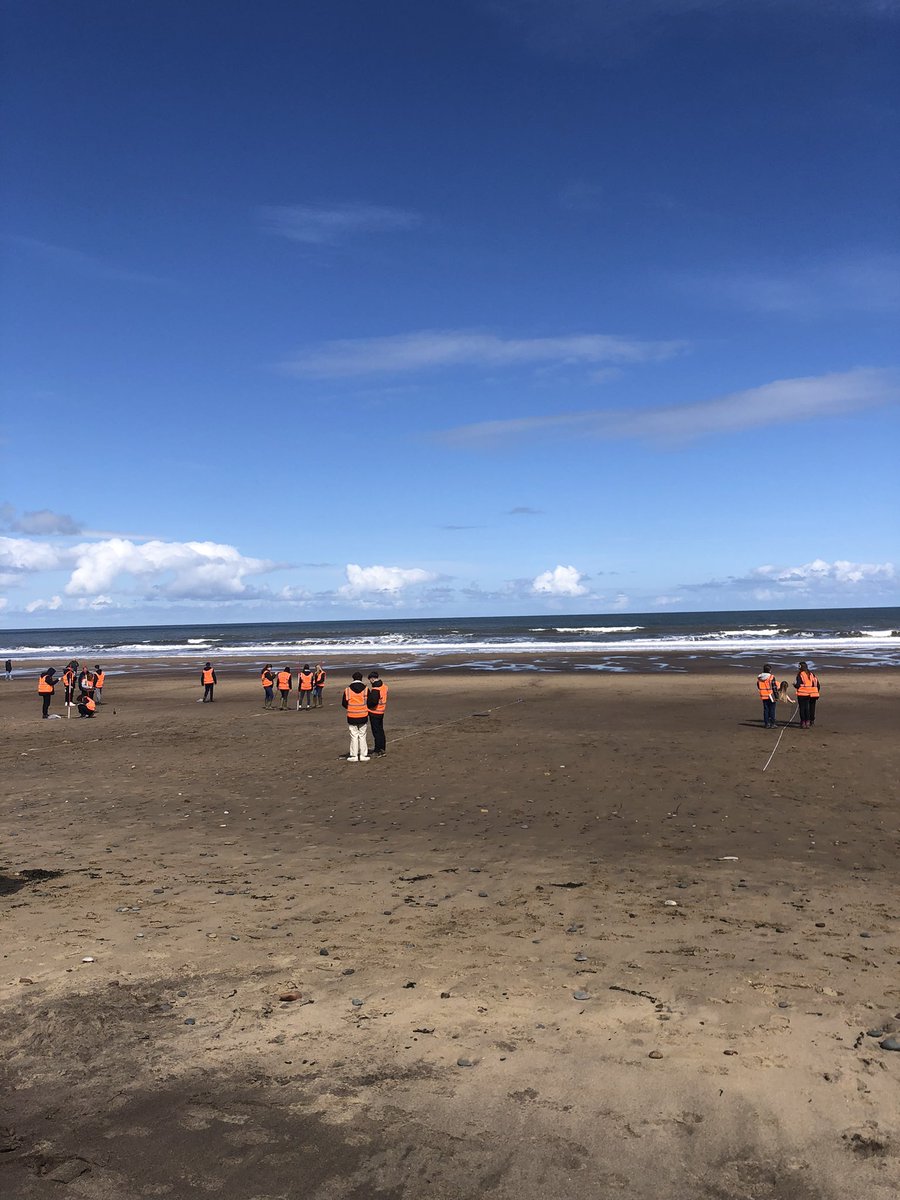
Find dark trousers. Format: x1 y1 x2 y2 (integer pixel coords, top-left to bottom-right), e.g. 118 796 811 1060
278 689 289 709
64 687 75 706
41 693 52 718
762 699 776 726
78 703 94 718
369 714 386 752
204 684 215 702
798 696 817 724
299 690 312 708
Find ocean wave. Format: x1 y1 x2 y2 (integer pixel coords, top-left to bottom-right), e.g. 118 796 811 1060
554 625 644 634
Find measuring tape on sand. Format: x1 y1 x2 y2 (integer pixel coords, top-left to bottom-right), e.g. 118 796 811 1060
761 708 799 772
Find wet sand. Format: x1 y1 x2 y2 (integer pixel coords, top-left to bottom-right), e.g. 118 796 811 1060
1 669 899 1199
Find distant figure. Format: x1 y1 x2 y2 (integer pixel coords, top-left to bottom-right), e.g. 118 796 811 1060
795 661 820 729
298 664 314 710
342 671 370 762
201 662 217 702
62 663 76 708
4 659 11 680
756 664 778 729
93 664 105 704
313 664 326 708
276 666 293 710
37 667 58 718
78 694 97 718
261 664 275 709
79 666 95 699
367 669 388 756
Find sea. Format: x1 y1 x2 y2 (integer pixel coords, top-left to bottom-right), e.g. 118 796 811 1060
2 608 898 673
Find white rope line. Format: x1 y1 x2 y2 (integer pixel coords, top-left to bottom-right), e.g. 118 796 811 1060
762 707 799 772
388 697 526 746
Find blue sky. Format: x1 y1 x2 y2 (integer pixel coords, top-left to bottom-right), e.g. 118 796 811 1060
2 0 898 625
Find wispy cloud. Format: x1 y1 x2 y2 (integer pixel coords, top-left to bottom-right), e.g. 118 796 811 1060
684 557 897 602
1 504 82 536
438 368 900 447
507 506 543 515
2 235 169 285
681 253 900 316
282 329 684 378
260 203 423 246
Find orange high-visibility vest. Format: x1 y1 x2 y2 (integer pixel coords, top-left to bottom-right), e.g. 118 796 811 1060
261 669 273 687
796 671 819 697
344 685 368 719
62 669 74 688
94 672 105 687
299 671 313 691
276 671 291 690
756 674 775 699
38 674 54 694
368 684 388 715
84 696 96 712
314 670 326 687
202 668 215 685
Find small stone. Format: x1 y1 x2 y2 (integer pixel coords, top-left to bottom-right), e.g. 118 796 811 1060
648 1050 663 1059
230 935 240 941
184 1018 196 1025
879 1036 900 1051
48 1159 90 1184
574 952 587 962
153 888 164 894
81 956 95 963
815 922 825 928
177 990 187 997
860 932 873 939
778 1001 790 1009
351 998 363 1007
440 991 451 999
342 968 355 976
573 991 590 1001
279 992 302 1002
664 900 678 907
19 977 34 985
866 1029 885 1038
457 1057 474 1067
478 891 488 898
319 948 329 956
403 981 416 989
723 1049 738 1056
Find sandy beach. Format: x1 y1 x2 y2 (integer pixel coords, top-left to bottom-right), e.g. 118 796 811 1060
1 667 899 1199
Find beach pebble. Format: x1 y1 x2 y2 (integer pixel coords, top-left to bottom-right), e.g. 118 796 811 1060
815 922 825 928
860 932 873 939
153 888 164 894
778 1001 790 1009
723 1049 738 1056
184 1018 196 1026
574 953 587 962
351 998 364 1007
319 948 329 956
478 891 488 898
81 956 94 963
879 1036 900 1051
48 1159 90 1184
440 991 451 999
177 989 187 997
664 900 678 907
866 1029 885 1038
279 992 302 1003
342 968 355 976
457 1057 475 1067
573 991 591 1001
648 1050 663 1060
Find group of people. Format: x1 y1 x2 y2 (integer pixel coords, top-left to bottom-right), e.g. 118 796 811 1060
36 661 106 718
258 663 327 710
756 661 820 729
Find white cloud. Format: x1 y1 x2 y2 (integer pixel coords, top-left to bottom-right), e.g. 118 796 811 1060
653 594 684 606
0 536 65 572
260 203 422 245
25 594 63 613
1 506 83 535
439 368 900 447
532 565 588 597
611 592 630 610
751 559 895 587
340 563 437 596
282 329 684 378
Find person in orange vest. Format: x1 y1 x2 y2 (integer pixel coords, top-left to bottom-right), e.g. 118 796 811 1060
342 671 370 761
79 666 96 699
297 664 314 710
62 662 77 709
312 663 326 708
260 664 275 709
794 661 820 729
37 667 59 718
201 662 217 702
93 664 106 704
366 669 389 756
756 663 778 729
276 666 293 710
78 694 97 718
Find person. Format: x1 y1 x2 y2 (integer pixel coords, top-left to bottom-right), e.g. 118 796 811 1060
297 664 314 710
201 662 217 702
794 661 820 729
37 667 58 718
4 659 11 680
93 664 105 704
261 664 275 709
62 663 77 708
79 666 96 699
78 694 97 718
276 665 293 710
756 664 778 729
342 671 370 761
367 669 389 756
313 663 326 708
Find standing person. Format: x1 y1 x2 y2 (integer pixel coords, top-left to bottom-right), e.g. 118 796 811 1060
312 663 326 708
260 664 275 709
794 661 820 729
297 664 314 710
201 662 217 702
93 665 105 704
4 659 11 680
37 667 58 718
756 664 778 729
276 665 293 710
62 662 77 709
78 694 97 718
367 669 388 756
79 665 95 699
342 671 370 762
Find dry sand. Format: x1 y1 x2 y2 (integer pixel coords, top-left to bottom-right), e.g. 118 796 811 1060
1 668 899 1199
